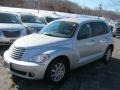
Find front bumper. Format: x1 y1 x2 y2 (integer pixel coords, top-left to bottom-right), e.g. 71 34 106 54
3 51 48 80
0 37 17 45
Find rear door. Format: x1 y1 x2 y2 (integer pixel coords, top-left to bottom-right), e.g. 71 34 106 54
76 23 96 60
89 22 111 55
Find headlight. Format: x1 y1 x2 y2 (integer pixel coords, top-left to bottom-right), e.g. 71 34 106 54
29 54 49 63
26 27 36 34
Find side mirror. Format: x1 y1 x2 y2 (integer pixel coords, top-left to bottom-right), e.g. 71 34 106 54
77 34 89 40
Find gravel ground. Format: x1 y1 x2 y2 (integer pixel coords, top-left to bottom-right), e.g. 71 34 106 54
0 38 120 90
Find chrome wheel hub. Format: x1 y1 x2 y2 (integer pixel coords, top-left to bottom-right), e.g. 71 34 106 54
51 63 65 82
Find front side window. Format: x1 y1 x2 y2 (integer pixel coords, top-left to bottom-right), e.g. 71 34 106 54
77 23 91 40
0 13 20 24
90 22 109 37
21 14 44 24
40 21 79 38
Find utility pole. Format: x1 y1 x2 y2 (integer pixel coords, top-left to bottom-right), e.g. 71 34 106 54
53 0 56 14
99 2 103 17
34 0 36 9
37 0 40 13
65 0 68 12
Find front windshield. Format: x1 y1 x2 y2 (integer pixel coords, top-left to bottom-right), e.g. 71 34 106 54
21 14 44 24
45 17 59 23
0 13 20 24
40 21 79 38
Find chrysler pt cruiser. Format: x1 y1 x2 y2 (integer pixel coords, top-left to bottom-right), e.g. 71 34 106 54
4 18 114 84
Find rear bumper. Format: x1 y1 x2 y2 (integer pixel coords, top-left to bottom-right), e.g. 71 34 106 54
115 31 120 36
3 51 48 80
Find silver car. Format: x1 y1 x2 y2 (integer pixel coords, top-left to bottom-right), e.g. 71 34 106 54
4 18 114 84
113 25 120 37
0 12 26 45
19 13 46 34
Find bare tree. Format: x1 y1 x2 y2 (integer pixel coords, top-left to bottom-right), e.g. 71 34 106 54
0 0 120 20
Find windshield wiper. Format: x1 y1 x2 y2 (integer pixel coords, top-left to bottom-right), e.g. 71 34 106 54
43 33 58 37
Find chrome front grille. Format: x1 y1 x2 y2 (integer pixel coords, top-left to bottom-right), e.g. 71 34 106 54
10 47 25 60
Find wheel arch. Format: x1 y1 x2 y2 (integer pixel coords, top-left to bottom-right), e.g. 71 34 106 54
44 55 70 78
107 44 114 52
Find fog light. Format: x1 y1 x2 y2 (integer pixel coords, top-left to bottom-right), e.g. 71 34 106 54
28 72 35 77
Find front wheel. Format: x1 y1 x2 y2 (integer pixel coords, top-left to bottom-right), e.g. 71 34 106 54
45 58 69 84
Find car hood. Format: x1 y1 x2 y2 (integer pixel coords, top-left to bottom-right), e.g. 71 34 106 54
14 34 69 48
0 23 24 30
23 23 45 28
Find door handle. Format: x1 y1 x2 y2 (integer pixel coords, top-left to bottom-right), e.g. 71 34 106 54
105 37 108 39
86 40 95 45
91 39 95 42
100 40 106 43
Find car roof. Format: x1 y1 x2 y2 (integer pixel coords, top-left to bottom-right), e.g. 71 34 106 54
18 12 36 16
57 17 105 24
0 11 18 15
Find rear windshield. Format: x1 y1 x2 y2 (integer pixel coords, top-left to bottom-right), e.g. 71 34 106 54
0 13 20 24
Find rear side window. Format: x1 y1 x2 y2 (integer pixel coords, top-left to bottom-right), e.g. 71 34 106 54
77 23 91 40
90 22 109 37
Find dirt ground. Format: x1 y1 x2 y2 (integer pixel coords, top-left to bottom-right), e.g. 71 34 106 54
0 38 120 90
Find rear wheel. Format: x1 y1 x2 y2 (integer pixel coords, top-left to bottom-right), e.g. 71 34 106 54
102 47 113 63
45 58 69 84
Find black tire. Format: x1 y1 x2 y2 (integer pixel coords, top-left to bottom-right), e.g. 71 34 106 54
102 47 113 64
45 58 69 84
113 34 116 37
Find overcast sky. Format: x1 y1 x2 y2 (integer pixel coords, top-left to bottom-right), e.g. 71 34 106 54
69 0 119 11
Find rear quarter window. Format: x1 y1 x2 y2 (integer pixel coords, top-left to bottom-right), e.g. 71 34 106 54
90 22 110 37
